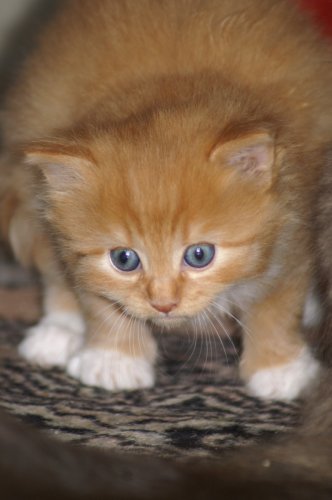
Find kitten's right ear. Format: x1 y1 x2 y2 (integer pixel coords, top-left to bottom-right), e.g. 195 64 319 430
23 141 95 193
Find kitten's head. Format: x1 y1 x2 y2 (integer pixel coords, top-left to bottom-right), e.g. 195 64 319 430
25 110 279 326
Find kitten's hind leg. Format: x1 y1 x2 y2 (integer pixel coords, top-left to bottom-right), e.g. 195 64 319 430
67 294 157 391
19 252 85 367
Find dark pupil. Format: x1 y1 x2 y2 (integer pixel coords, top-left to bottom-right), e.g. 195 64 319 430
119 250 130 264
194 247 204 260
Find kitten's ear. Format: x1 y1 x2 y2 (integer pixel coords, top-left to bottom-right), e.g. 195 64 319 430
23 141 94 192
209 131 275 186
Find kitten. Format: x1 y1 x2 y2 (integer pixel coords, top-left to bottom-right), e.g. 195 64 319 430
0 0 331 399
2 150 332 500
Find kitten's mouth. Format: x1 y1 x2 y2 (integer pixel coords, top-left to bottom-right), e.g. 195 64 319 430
151 315 188 328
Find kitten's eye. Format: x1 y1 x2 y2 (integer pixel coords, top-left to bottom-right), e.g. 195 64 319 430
183 243 215 269
110 248 141 272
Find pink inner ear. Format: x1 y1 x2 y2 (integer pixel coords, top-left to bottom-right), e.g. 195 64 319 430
24 148 94 192
209 131 275 182
24 153 84 191
230 142 273 175
22 140 95 191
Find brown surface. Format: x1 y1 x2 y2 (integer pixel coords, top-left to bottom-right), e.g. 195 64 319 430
0 286 41 323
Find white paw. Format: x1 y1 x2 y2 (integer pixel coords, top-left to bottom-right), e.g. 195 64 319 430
247 347 320 401
18 313 85 367
67 348 155 391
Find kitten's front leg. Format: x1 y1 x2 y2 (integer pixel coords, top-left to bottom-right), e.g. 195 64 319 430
67 295 157 391
19 278 85 367
240 278 320 401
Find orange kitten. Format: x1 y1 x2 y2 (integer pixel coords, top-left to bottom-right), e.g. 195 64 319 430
1 0 331 399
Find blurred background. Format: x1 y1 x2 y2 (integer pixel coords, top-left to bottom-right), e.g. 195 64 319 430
0 0 37 49
0 0 59 98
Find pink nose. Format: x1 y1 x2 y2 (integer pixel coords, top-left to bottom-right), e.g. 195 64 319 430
151 302 178 314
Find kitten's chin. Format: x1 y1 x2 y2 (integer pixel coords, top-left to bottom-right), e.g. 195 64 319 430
151 315 188 329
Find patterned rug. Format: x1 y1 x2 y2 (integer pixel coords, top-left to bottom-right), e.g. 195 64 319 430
0 251 299 460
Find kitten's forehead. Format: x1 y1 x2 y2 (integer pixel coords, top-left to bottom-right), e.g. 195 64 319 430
93 125 224 218
105 153 222 247
86 114 272 252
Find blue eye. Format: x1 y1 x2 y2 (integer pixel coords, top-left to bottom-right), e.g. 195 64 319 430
110 248 140 272
183 243 215 269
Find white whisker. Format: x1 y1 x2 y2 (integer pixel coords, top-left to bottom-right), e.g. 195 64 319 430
208 307 240 362
211 299 254 345
202 308 229 364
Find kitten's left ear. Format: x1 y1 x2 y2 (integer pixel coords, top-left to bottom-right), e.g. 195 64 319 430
23 141 95 193
209 131 275 187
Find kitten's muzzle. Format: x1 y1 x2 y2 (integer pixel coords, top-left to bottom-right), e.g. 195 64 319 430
150 301 178 314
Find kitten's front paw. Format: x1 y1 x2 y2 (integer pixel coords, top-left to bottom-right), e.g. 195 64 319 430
18 313 85 367
246 347 320 401
67 348 155 391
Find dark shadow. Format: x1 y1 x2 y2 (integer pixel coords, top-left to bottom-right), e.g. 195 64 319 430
0 0 62 101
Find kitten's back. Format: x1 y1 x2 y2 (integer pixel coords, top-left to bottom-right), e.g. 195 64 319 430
2 0 331 144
